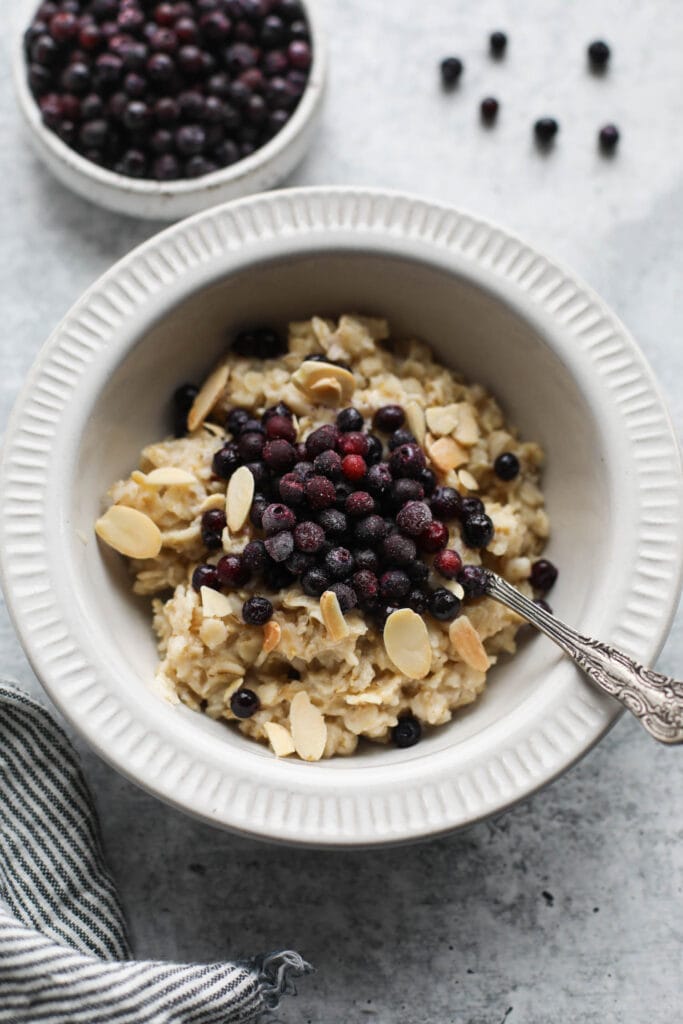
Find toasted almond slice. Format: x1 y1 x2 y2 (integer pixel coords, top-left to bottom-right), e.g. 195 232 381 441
202 421 225 438
428 436 468 472
292 359 356 404
405 401 426 445
131 470 148 485
265 721 296 758
426 404 461 437
443 580 465 600
449 615 490 672
187 362 229 432
311 316 335 347
226 465 254 532
200 586 233 618
145 467 198 487
383 609 432 679
199 493 227 513
320 590 350 641
262 619 282 653
454 404 480 446
95 505 162 559
221 526 231 552
308 377 343 406
458 469 479 491
290 691 327 761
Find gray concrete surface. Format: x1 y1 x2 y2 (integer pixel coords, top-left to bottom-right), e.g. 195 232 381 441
1 1 682 1021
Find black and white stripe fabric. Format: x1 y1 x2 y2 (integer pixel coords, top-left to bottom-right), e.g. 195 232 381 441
0 682 310 1023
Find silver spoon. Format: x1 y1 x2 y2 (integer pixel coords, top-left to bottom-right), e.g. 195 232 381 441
482 570 683 744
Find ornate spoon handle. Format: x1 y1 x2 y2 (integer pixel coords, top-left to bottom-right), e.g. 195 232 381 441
483 570 683 745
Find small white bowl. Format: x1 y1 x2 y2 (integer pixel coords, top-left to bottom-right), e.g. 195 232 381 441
1 188 681 847
13 3 326 220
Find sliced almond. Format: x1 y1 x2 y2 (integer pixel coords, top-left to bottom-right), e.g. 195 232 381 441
262 619 282 653
202 421 226 438
454 404 480 446
292 360 356 405
428 436 468 472
200 586 233 618
145 467 198 487
199 493 227 513
426 404 461 437
308 377 343 406
311 316 335 347
320 590 350 641
449 616 490 673
289 691 327 762
95 505 162 559
226 465 254 532
405 401 426 445
187 362 229 433
458 469 479 492
383 609 432 679
221 526 231 551
265 721 296 758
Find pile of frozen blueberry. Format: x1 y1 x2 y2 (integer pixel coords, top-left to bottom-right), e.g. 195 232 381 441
24 0 312 180
175 327 558 636
440 32 620 153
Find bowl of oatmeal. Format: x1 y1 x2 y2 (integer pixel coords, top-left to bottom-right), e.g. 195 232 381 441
1 188 681 845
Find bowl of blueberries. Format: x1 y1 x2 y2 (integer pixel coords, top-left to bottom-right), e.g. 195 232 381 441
15 0 326 219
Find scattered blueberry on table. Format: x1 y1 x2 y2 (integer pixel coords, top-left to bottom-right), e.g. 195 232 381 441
598 123 620 152
489 30 507 57
480 96 499 123
440 56 463 87
587 38 611 71
534 116 560 145
24 0 313 181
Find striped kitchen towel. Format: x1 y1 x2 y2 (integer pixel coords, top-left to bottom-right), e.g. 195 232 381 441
0 681 311 1023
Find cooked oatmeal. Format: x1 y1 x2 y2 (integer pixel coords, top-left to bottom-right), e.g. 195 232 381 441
95 315 551 760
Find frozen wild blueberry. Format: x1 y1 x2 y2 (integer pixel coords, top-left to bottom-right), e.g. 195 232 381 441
353 514 388 546
407 588 429 614
263 561 295 591
433 549 463 580
317 508 348 537
389 443 426 479
212 442 241 479
294 520 325 553
263 401 293 422
396 501 432 537
598 124 620 152
494 452 520 480
430 486 461 520
341 454 367 482
379 570 411 601
429 588 461 622
173 383 198 437
406 560 430 584
314 449 343 479
262 438 296 472
324 546 355 580
462 513 494 549
458 565 489 597
419 467 437 497
286 550 315 576
354 548 380 573
262 503 297 535
336 407 364 432
329 582 357 613
230 688 260 719
458 496 484 520
366 463 393 497
264 414 296 443
227 408 251 435
381 533 417 567
351 569 379 604
201 508 226 549
345 491 375 517
534 117 559 144
265 531 294 562
480 97 499 122
489 31 507 56
393 715 422 748
388 428 416 451
336 432 369 458
217 553 250 587
390 478 424 508
587 39 610 70
302 567 331 597
530 558 558 593
250 494 269 529
440 56 463 86
242 539 268 575
279 473 306 506
305 423 338 458
305 475 337 510
365 434 384 465
237 431 265 461
372 404 405 432
192 564 220 592
292 460 315 481
242 595 273 625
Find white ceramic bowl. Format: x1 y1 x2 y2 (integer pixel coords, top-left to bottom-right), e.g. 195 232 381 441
12 2 326 220
2 188 681 847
